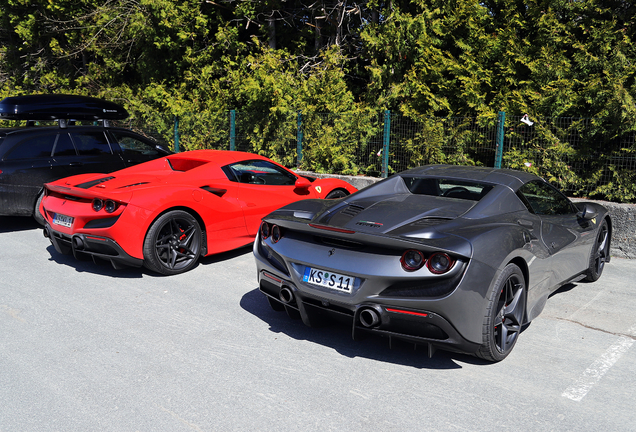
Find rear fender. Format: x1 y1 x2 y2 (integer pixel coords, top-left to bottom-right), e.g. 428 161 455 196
311 178 358 198
134 187 249 257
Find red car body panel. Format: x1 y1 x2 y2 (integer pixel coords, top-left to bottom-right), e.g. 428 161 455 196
41 150 357 269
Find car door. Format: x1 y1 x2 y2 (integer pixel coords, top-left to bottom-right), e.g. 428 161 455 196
225 160 314 235
0 131 58 215
518 180 595 286
66 130 127 175
107 130 169 167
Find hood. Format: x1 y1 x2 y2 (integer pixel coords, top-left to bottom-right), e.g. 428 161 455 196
318 193 475 234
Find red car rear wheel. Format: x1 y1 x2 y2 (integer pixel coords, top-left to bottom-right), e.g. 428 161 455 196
142 210 202 275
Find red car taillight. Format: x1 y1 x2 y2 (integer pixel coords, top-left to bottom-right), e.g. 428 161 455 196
92 198 104 211
92 198 119 213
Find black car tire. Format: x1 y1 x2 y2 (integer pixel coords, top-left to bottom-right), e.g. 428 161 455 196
325 189 349 199
33 190 46 226
476 263 526 362
584 219 610 282
142 210 202 275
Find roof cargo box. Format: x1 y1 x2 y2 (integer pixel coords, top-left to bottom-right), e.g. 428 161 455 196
0 94 128 121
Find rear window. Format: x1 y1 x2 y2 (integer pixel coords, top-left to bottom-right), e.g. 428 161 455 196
71 132 112 155
402 176 494 201
4 133 56 159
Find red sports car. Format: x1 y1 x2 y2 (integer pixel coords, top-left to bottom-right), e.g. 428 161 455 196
40 150 357 275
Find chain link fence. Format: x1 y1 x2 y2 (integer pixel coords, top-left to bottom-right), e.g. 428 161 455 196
121 110 636 202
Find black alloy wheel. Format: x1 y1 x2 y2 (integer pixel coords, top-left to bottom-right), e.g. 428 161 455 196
143 210 202 275
477 263 526 362
584 219 609 282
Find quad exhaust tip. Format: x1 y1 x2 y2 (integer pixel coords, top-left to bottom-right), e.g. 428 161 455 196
359 307 381 328
279 286 294 304
72 236 84 250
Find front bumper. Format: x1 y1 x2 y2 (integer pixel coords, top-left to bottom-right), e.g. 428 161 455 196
44 223 143 269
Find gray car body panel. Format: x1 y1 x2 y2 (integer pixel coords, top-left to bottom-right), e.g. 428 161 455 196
253 165 611 354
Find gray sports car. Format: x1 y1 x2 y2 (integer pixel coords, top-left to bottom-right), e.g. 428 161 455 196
253 165 611 361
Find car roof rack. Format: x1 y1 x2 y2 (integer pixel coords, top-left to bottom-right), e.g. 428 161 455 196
0 94 128 128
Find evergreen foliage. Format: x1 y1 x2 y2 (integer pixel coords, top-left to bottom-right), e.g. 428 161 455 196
1 0 635 200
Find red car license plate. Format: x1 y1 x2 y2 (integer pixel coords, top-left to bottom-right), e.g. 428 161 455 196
53 213 74 228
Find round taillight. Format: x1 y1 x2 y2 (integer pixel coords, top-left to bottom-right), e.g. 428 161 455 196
271 225 282 243
427 252 454 274
104 200 117 213
400 249 425 271
260 222 270 239
92 198 104 212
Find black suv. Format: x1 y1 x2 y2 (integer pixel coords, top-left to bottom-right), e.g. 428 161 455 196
0 94 171 223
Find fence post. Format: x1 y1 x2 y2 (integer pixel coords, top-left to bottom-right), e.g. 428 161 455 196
173 115 180 153
382 110 391 178
495 111 505 168
229 110 236 151
297 111 303 167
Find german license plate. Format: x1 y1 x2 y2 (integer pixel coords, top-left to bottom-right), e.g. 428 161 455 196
53 213 74 228
303 266 354 293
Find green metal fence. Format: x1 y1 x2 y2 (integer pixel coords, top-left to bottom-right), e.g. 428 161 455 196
114 110 636 201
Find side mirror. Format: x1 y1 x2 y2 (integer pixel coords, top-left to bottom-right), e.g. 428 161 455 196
294 177 311 189
577 203 598 220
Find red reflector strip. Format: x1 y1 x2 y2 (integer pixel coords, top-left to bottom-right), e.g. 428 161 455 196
85 236 107 241
263 272 282 284
308 223 355 234
386 308 428 317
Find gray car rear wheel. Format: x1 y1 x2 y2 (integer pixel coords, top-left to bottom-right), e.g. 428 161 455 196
476 263 526 362
584 219 609 282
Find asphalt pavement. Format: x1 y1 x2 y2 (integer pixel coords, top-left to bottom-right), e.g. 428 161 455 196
1 216 635 431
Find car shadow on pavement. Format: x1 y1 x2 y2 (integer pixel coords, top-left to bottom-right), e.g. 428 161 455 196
45 245 146 278
239 288 492 369
198 244 253 265
44 243 254 278
0 216 41 233
548 282 577 298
